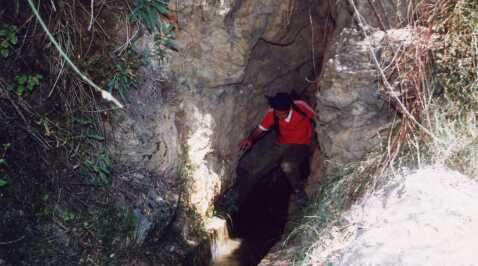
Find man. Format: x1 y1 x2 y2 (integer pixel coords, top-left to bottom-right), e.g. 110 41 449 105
237 92 316 207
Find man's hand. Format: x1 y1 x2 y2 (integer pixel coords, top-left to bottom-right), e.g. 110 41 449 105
239 127 265 151
239 138 253 151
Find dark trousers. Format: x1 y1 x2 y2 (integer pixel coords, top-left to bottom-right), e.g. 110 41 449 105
236 133 310 205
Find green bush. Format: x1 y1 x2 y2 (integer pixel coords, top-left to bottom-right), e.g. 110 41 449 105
433 0 478 112
130 0 170 33
424 0 478 175
15 74 42 96
0 143 10 188
154 22 177 61
0 24 17 58
81 150 113 186
107 63 136 102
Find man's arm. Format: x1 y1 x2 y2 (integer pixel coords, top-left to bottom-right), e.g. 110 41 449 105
239 127 267 151
248 127 267 142
294 100 315 119
239 109 274 151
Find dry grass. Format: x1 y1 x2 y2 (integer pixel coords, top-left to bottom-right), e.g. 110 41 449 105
388 0 478 176
283 152 384 265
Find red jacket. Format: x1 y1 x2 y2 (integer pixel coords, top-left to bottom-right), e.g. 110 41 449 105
259 100 315 144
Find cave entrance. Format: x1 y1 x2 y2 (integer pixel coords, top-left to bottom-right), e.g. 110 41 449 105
208 0 339 262
229 168 293 266
212 131 313 266
211 167 295 266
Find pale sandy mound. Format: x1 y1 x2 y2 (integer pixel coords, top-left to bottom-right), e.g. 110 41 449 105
308 166 478 266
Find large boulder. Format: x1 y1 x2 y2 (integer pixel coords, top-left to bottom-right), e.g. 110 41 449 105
307 167 478 265
315 24 415 178
316 27 395 176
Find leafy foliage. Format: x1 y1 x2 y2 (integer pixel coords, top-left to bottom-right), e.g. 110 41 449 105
130 0 170 33
154 22 177 61
130 0 176 62
0 24 17 58
15 74 42 96
107 63 136 102
0 143 10 188
413 0 478 176
0 1 152 265
432 0 478 111
40 192 49 201
81 150 113 186
61 210 77 223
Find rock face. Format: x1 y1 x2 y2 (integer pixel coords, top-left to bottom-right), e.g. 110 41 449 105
126 171 179 244
316 27 395 176
109 0 411 264
109 0 325 263
111 0 322 217
313 0 409 178
169 0 316 89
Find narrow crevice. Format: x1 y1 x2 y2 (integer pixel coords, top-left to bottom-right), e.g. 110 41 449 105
229 168 292 266
206 0 340 264
212 137 314 265
210 168 294 266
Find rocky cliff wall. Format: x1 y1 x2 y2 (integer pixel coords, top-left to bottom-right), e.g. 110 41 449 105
111 0 330 217
108 0 407 263
109 1 329 260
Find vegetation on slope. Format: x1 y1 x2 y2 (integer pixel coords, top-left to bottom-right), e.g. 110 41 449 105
0 0 175 264
287 0 477 264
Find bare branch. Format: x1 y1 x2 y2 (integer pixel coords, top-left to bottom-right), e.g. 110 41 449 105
347 0 443 144
27 0 124 109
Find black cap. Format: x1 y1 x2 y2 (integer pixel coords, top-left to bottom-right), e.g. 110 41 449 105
267 92 292 111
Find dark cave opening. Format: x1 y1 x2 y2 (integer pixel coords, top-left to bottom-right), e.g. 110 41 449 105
228 168 293 266
210 86 320 264
214 131 313 266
